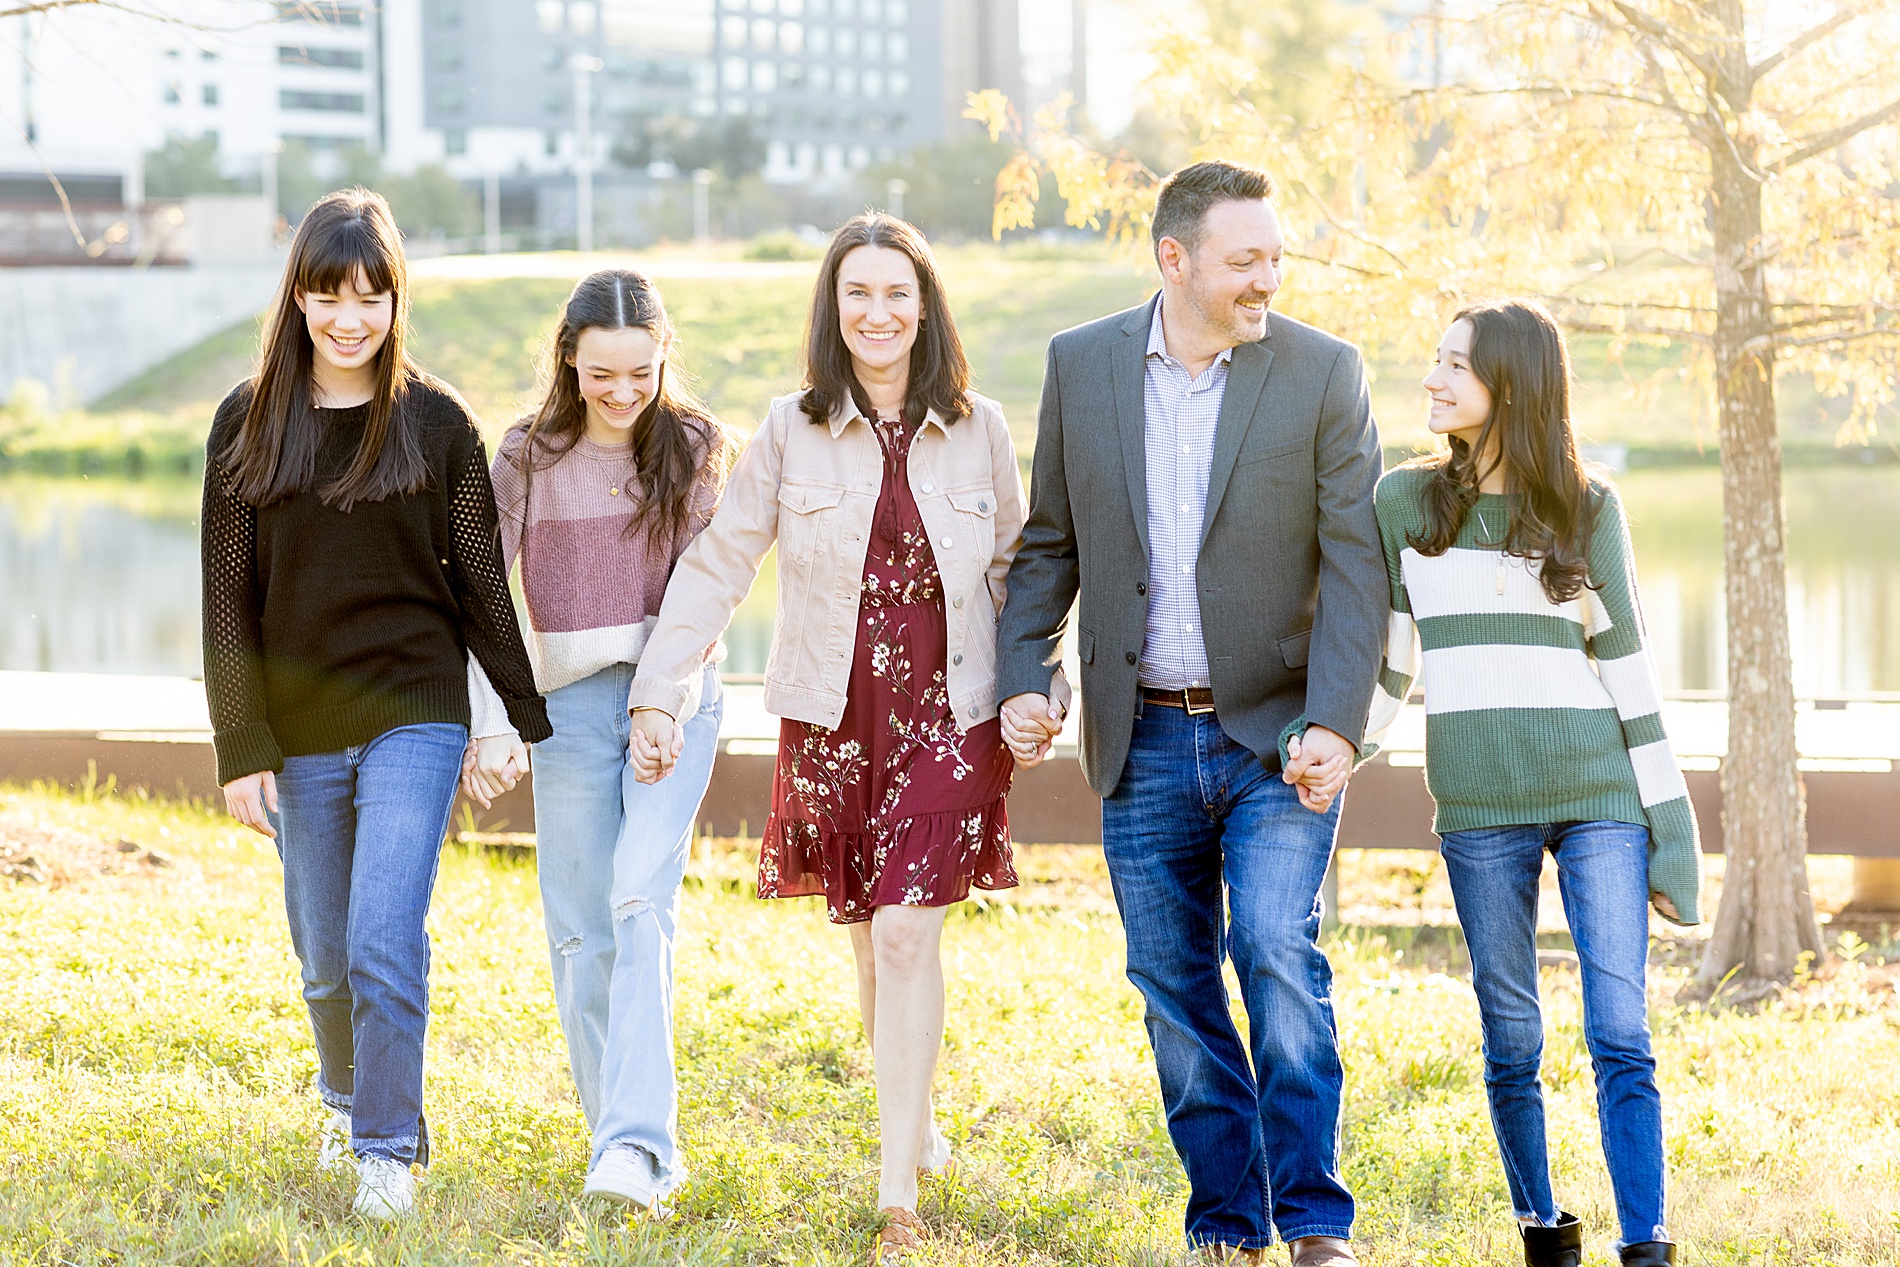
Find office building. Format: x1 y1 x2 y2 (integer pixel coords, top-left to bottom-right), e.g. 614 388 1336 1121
420 0 1024 182
0 0 398 193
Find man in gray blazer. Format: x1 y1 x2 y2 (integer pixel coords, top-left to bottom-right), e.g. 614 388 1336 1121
996 161 1386 1266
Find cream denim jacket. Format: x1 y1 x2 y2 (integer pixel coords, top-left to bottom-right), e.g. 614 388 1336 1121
630 388 1066 731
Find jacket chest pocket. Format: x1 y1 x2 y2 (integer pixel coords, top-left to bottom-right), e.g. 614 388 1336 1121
945 486 996 565
778 481 847 564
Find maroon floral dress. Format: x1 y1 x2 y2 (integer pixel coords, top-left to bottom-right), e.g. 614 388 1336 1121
756 410 1017 924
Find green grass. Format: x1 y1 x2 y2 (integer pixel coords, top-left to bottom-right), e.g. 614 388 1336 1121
10 243 1886 479
5 783 1900 1264
9 248 1156 475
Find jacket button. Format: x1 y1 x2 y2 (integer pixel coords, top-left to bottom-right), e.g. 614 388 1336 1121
940 537 953 549
1125 651 1138 665
921 481 933 492
953 654 963 665
978 500 989 512
952 596 964 608
1136 581 1146 595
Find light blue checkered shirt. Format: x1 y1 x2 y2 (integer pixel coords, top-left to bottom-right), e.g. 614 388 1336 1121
1138 299 1232 691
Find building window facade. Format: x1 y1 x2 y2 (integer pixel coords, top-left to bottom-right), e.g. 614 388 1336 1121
281 89 365 112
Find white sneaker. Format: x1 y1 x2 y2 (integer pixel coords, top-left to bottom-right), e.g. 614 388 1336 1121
351 1156 417 1220
582 1144 669 1215
317 1106 354 1173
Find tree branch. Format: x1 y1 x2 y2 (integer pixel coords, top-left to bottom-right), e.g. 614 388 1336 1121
1285 250 1395 280
1291 180 1415 273
1744 322 1900 357
0 0 107 14
1750 0 1886 82
1478 82 1708 124
1769 94 1900 172
1600 1 1722 86
1553 317 1714 343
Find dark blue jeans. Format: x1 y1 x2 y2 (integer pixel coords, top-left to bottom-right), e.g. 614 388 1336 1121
1440 821 1668 1249
1101 705 1353 1249
270 722 465 1164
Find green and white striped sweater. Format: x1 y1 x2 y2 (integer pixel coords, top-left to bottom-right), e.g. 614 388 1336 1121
1363 466 1702 926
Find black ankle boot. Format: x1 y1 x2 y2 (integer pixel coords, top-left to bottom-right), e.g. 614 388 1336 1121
1620 1244 1676 1267
1521 1213 1583 1267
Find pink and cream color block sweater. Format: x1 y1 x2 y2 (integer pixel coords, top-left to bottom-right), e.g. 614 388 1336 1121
469 424 722 739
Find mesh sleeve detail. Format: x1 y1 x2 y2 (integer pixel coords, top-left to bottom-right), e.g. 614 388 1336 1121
449 439 552 743
200 455 284 784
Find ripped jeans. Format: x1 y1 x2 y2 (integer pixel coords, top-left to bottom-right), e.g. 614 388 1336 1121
532 662 722 1187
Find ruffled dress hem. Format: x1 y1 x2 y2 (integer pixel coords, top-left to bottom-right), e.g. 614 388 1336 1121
757 796 1018 925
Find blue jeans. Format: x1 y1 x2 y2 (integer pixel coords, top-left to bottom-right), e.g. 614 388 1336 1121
1439 821 1668 1249
1101 705 1352 1248
532 663 722 1187
270 721 466 1165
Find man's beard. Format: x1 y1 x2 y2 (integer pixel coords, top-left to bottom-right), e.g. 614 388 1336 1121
1187 277 1269 346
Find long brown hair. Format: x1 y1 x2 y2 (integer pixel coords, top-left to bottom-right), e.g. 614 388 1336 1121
514 269 732 545
799 213 972 426
219 188 422 509
1406 299 1601 603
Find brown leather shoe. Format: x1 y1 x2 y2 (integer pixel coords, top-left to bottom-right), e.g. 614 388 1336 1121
871 1206 926 1264
1288 1237 1358 1267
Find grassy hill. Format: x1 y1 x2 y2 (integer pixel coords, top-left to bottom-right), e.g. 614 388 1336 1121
2 243 1880 475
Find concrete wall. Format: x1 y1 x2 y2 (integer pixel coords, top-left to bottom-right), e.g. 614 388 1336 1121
0 261 281 405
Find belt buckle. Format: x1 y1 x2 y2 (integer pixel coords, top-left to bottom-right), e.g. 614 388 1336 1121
1184 688 1215 716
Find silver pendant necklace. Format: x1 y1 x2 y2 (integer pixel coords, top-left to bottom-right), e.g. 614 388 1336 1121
1476 506 1507 595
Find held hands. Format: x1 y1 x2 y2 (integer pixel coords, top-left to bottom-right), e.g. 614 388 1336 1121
222 770 279 839
1283 725 1354 814
461 734 530 809
1000 692 1066 768
629 708 684 783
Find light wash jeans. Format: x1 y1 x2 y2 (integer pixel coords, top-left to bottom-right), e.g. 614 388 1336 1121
269 721 466 1165
1439 820 1668 1250
532 662 721 1189
1100 704 1353 1249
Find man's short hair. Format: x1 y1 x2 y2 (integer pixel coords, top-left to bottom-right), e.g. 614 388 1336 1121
1150 160 1276 261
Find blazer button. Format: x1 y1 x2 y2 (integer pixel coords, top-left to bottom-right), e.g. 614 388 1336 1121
1136 581 1147 595
952 596 964 608
978 500 989 512
953 654 963 666
1125 651 1138 665
940 537 953 549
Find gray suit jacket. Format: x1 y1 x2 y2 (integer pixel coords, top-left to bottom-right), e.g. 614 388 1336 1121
996 294 1387 797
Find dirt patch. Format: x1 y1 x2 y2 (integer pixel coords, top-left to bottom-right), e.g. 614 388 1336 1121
0 810 177 886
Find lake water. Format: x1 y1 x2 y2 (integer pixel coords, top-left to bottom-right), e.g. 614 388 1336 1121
3 467 1898 696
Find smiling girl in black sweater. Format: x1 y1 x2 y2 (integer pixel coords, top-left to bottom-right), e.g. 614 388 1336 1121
200 188 547 1220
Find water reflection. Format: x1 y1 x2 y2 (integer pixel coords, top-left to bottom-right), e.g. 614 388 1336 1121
3 468 1897 694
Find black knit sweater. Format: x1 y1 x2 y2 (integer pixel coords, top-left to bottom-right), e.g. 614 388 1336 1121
201 377 551 784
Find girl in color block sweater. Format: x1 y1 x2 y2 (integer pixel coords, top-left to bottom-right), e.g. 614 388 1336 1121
461 270 733 1209
1363 301 1699 1267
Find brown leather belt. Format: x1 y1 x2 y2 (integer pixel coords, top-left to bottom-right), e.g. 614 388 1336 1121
1141 685 1216 716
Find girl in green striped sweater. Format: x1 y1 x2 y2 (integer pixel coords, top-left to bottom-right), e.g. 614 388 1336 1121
1363 301 1699 1267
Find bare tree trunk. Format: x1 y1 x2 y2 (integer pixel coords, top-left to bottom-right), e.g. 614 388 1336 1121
1695 87 1822 987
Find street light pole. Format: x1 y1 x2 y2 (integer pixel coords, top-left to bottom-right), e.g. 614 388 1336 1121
484 168 501 255
569 55 603 253
692 167 715 244
262 137 283 242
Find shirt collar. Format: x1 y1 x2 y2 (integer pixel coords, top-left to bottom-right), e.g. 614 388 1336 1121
825 392 951 439
1147 296 1235 371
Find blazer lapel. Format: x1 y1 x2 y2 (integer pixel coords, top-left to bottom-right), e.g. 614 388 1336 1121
1113 298 1155 561
1200 336 1273 546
